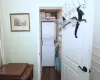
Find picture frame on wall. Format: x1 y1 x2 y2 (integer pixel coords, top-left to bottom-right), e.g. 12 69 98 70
10 13 30 32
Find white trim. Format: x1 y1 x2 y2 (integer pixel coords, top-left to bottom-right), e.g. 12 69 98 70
91 65 100 73
39 7 62 10
92 54 100 60
38 52 40 80
0 7 5 64
92 47 100 59
92 46 100 50
92 59 100 66
38 7 41 80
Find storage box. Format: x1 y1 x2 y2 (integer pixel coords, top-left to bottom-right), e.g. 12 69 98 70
45 16 56 20
40 12 45 20
45 13 51 17
40 12 45 17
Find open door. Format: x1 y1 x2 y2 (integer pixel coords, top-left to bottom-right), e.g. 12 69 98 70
61 1 94 80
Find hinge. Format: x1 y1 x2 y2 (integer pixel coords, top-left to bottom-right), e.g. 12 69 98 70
42 40 43 45
89 69 91 73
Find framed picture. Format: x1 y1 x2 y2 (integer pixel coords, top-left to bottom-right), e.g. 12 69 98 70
10 13 30 32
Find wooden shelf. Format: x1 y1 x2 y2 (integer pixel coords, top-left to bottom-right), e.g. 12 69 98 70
41 20 58 22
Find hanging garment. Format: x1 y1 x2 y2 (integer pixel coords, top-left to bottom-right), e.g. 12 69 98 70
55 56 61 72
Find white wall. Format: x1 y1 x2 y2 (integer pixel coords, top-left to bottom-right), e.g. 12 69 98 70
90 0 100 80
1 0 39 80
0 0 66 80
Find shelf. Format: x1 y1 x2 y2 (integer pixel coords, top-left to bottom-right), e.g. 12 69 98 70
41 20 58 22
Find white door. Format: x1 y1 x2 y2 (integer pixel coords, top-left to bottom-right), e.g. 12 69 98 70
42 21 56 66
61 0 94 80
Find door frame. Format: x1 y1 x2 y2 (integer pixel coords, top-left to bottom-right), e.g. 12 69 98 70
38 7 62 80
0 7 5 65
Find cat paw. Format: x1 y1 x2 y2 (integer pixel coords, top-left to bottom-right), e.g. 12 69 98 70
75 36 78 38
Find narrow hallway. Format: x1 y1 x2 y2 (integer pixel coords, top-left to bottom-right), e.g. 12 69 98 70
41 67 61 80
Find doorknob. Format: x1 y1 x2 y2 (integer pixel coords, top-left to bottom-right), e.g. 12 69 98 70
78 66 87 72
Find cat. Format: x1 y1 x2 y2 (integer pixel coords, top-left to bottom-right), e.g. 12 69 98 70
61 5 87 38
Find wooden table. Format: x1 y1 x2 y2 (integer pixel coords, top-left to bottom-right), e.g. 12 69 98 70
0 63 33 80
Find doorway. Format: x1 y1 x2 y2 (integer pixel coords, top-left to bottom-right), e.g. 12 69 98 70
39 1 94 80
39 8 62 80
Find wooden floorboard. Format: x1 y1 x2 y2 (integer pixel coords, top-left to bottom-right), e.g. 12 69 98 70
41 67 61 80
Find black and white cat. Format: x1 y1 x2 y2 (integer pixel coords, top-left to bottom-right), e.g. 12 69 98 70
59 5 87 38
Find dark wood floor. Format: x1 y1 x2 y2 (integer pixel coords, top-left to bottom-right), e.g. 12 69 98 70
41 67 61 80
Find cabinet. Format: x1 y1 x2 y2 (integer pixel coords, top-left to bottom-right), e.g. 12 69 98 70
0 63 33 80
